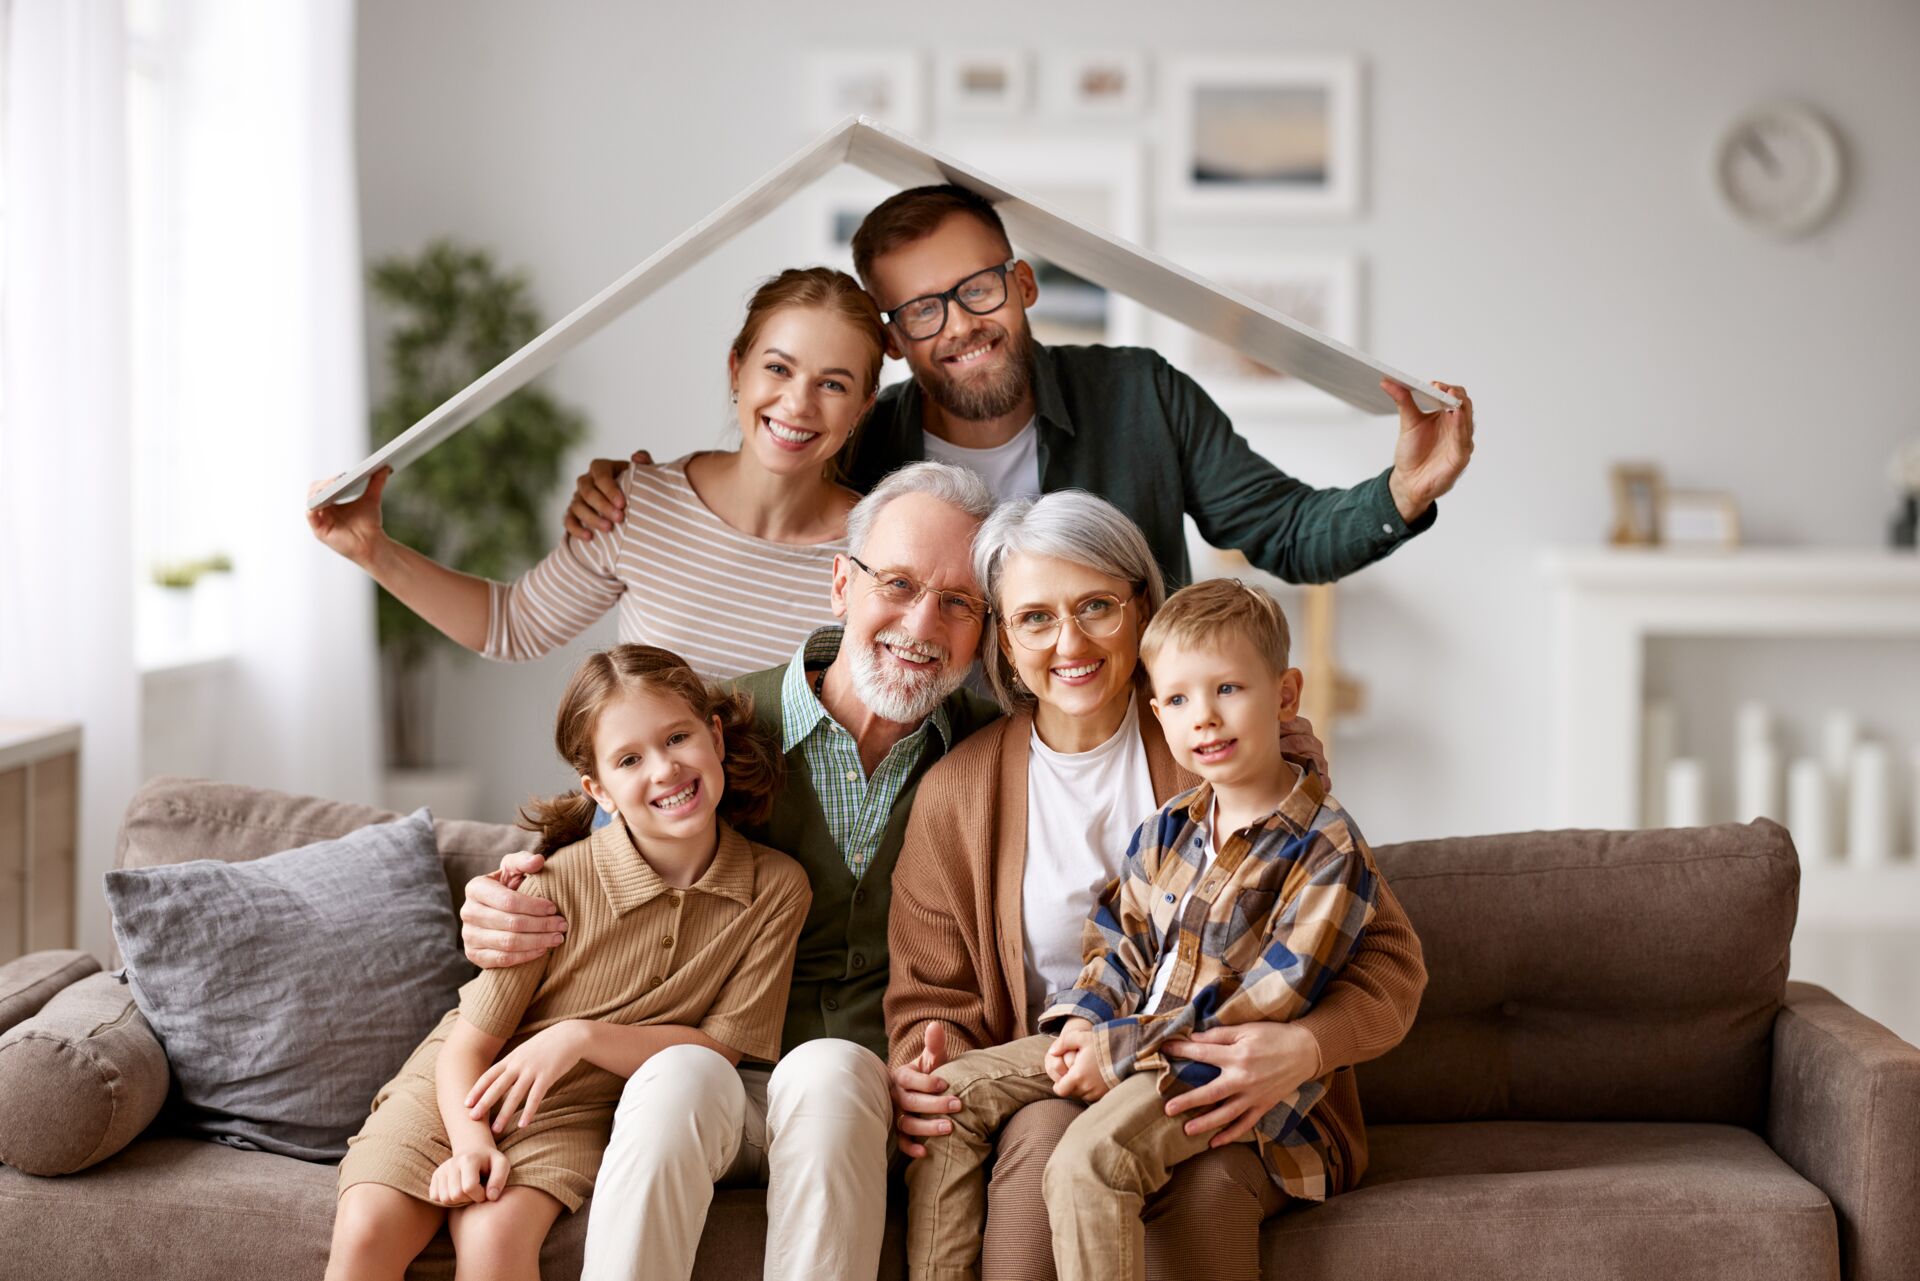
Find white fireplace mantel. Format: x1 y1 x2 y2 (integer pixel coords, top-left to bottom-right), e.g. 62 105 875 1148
1541 547 1920 830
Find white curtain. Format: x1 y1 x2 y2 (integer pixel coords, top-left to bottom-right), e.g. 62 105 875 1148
0 0 139 959
170 0 380 807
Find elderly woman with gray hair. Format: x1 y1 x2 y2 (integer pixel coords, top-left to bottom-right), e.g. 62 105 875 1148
884 490 1428 1278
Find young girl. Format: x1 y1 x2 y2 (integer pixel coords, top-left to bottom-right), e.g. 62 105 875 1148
325 645 812 1280
307 266 885 682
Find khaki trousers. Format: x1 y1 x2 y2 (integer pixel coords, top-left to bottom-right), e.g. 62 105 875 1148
904 1034 1258 1281
581 1039 894 1281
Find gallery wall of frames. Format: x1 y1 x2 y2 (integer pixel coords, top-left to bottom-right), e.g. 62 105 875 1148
800 49 1366 419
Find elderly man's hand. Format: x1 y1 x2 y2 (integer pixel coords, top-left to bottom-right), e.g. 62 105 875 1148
1383 378 1475 524
461 851 567 968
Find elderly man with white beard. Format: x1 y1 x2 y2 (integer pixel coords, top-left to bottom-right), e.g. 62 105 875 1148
457 460 1003 1281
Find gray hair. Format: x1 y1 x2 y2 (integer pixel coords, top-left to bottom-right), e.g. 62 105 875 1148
971 490 1167 711
844 460 997 559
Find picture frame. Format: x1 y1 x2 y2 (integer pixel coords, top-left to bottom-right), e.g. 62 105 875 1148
1609 463 1665 547
933 50 1031 122
1154 253 1363 415
1038 50 1148 118
931 135 1148 349
1661 488 1742 549
804 50 925 134
1160 55 1364 218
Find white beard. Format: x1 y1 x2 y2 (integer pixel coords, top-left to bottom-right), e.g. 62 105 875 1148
848 627 965 724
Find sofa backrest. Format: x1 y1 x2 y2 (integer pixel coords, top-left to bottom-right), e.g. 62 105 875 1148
116 777 538 932
1359 820 1797 1130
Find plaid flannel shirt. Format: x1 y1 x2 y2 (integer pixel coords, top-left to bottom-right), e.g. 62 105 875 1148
1038 763 1380 1200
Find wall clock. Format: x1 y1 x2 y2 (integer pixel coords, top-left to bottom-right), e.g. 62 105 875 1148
1714 101 1846 238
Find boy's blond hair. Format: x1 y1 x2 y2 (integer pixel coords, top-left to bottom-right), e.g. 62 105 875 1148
1139 578 1292 676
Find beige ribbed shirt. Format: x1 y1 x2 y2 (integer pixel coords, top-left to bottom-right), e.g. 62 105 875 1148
483 455 843 681
461 817 813 1087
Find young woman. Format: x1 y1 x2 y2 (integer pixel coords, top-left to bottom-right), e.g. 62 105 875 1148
308 266 885 680
325 644 810 1281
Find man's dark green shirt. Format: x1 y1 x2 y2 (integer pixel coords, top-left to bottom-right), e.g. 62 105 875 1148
847 342 1436 589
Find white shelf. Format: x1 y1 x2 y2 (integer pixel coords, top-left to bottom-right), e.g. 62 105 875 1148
1542 546 1920 832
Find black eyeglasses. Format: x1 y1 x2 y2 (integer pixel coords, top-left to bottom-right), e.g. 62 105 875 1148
847 555 990 626
882 260 1017 342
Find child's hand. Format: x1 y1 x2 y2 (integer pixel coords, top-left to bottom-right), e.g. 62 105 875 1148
1048 1019 1108 1100
467 1020 588 1134
1044 1017 1094 1082
429 1146 510 1206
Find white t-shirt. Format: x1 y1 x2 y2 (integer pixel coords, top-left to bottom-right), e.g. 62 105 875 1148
1143 792 1221 1015
922 418 1041 503
1022 694 1158 1024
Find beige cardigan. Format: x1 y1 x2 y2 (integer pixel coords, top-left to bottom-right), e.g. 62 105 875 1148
884 709 1428 1192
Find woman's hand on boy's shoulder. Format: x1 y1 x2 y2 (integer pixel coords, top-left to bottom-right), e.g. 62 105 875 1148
461 852 568 969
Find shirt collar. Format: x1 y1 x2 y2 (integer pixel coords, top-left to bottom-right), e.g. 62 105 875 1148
778 624 956 755
590 814 758 915
1026 340 1076 437
1181 758 1327 838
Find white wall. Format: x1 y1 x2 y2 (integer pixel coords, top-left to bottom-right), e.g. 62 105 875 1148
353 0 1920 842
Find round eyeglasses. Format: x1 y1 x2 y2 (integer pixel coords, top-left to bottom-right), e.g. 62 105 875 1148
848 555 990 626
883 260 1017 342
1002 590 1141 650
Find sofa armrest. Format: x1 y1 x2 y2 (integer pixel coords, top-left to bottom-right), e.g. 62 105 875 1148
0 950 101 1036
1767 981 1920 1281
0 970 170 1174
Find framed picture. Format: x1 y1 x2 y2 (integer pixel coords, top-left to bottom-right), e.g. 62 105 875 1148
1039 50 1148 118
804 51 925 134
934 50 1030 122
1662 489 1741 549
1154 253 1363 415
1161 56 1364 217
1609 463 1665 546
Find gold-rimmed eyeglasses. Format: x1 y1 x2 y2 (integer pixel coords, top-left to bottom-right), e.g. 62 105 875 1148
847 555 990 626
1001 589 1141 650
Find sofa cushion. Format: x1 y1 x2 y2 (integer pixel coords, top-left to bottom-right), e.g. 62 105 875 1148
0 970 170 1174
1264 1121 1838 1279
0 1137 912 1281
0 948 100 1035
1362 821 1797 1128
115 776 539 924
104 809 474 1161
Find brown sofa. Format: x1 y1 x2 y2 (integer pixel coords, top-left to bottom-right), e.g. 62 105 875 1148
1 776 1916 1279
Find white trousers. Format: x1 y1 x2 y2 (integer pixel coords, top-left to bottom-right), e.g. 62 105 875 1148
580 1038 894 1281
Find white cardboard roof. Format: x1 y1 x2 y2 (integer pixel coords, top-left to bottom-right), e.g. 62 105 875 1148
312 116 1457 509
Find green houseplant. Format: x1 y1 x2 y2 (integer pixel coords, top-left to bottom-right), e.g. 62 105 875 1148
369 240 588 769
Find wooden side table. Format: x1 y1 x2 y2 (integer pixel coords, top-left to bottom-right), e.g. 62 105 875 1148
0 721 81 963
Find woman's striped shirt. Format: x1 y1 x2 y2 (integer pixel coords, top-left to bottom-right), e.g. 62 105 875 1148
483 455 843 681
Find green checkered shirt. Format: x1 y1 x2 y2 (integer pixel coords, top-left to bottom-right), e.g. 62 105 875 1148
778 626 954 880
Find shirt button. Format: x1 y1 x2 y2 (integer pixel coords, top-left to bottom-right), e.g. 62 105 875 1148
824 997 840 1012
853 888 866 905
668 892 682 906
850 953 867 971
661 936 674 949
649 975 663 986
1164 892 1175 903
845 769 858 782
1381 523 1394 534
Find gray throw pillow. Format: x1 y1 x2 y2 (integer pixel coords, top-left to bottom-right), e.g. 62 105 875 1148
104 808 474 1161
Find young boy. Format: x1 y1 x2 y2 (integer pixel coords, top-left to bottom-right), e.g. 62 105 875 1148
901 578 1383 1281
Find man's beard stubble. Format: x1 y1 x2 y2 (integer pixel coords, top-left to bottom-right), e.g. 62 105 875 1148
918 321 1035 422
